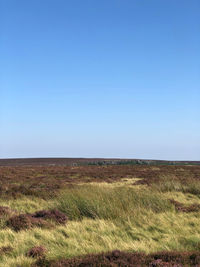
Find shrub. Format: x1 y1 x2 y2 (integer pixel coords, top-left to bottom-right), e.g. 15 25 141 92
32 209 67 224
6 209 67 231
169 199 200 213
7 214 32 231
0 246 13 255
6 214 52 231
27 246 47 258
0 206 13 217
33 250 200 266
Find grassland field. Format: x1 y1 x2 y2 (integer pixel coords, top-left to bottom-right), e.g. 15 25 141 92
0 164 200 266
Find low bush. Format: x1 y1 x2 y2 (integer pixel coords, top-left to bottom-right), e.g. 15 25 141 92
0 246 13 255
33 250 200 266
169 199 200 213
6 209 67 231
1 165 199 199
0 206 13 217
6 214 52 231
33 209 67 224
27 246 47 258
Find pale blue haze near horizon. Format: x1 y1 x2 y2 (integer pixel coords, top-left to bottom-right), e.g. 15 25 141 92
0 0 200 160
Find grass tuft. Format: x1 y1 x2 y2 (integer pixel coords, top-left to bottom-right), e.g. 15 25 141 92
56 185 173 221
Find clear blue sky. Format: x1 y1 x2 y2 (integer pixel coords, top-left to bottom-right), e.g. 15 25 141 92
0 0 200 160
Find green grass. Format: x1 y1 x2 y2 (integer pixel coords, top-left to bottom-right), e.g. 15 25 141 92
151 176 200 199
0 197 51 214
1 211 200 266
55 185 173 221
1 179 200 266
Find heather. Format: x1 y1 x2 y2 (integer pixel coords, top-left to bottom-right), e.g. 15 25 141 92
0 164 200 266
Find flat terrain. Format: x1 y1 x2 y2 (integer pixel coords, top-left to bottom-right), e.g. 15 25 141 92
0 158 199 166
0 161 200 266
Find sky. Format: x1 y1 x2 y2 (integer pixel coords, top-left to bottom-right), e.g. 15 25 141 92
0 0 200 160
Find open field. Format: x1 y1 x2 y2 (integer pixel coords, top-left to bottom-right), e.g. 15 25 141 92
0 162 200 266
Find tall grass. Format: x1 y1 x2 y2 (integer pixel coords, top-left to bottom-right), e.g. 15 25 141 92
1 167 200 266
152 176 200 197
56 185 173 221
1 211 200 266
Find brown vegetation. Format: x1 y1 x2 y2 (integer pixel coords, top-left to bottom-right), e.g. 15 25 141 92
6 214 52 231
169 199 200 213
32 209 67 224
0 165 200 199
0 246 13 256
1 164 200 265
33 250 200 266
6 209 67 231
27 246 47 258
0 206 14 217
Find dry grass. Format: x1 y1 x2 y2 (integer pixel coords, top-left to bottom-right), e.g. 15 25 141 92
0 165 200 266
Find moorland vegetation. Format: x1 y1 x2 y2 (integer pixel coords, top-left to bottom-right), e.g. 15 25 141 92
0 164 200 266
